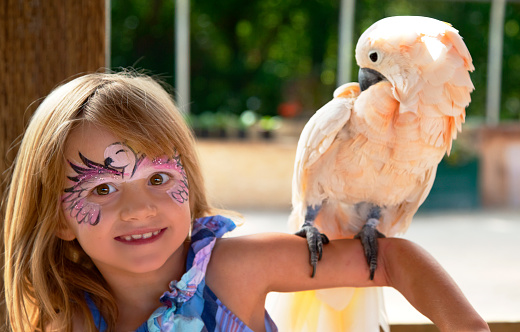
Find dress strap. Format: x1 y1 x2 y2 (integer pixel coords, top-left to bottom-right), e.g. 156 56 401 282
159 215 236 308
85 292 108 332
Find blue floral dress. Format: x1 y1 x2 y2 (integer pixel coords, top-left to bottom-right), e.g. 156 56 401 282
86 215 278 332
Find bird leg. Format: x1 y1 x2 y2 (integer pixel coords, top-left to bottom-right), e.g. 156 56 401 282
294 205 330 278
354 218 386 280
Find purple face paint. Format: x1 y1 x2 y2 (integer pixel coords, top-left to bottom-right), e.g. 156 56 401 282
62 142 189 225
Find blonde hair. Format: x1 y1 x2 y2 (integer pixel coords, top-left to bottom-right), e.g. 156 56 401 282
4 71 214 331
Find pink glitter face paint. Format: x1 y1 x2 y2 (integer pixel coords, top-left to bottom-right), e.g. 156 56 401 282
62 142 189 225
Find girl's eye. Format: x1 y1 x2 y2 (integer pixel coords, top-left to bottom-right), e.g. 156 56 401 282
149 173 170 186
93 183 116 196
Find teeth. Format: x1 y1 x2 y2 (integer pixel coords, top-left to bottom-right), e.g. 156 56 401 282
122 230 161 241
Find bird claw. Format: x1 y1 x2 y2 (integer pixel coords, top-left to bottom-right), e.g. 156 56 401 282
354 219 386 280
295 223 330 278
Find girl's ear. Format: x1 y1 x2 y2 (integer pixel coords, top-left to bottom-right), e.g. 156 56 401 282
55 224 76 241
56 212 76 241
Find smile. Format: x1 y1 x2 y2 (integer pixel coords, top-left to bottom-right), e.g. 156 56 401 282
116 228 166 244
122 230 161 241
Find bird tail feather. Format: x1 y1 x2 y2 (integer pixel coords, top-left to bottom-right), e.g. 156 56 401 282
267 287 389 332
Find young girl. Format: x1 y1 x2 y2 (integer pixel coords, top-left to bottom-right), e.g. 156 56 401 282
4 71 489 332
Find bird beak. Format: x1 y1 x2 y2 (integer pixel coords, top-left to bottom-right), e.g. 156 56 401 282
359 68 387 92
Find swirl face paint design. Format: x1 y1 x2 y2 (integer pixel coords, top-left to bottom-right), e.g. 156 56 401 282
62 142 189 226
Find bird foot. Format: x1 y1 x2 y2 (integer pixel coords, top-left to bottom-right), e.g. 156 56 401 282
295 222 330 278
354 219 386 280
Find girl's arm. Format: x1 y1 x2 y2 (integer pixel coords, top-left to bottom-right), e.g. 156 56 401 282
207 233 489 332
378 238 490 332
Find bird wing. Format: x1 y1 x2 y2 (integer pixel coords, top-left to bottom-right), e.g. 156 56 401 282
292 83 360 206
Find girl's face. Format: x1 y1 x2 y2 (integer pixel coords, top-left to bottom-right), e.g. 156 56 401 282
59 123 191 277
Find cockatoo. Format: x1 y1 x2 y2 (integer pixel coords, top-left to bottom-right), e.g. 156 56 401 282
269 16 474 332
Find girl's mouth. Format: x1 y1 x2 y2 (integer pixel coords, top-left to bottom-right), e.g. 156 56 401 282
115 228 166 244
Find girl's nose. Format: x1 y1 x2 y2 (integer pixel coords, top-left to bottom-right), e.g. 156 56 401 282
119 187 157 221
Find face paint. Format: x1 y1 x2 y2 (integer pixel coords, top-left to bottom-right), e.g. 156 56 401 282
62 142 141 226
129 154 189 205
151 155 189 205
62 142 189 225
103 142 144 178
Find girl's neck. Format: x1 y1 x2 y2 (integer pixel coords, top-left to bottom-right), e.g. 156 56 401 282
101 241 191 330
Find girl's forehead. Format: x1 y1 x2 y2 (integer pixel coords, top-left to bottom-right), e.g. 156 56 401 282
64 123 123 164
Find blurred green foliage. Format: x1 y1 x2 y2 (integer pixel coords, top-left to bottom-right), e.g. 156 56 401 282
111 0 520 121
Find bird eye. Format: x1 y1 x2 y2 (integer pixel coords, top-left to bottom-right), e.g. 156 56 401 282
93 183 116 196
149 173 170 186
369 51 379 63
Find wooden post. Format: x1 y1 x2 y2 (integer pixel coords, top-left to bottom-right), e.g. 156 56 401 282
0 0 106 321
1 0 106 195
